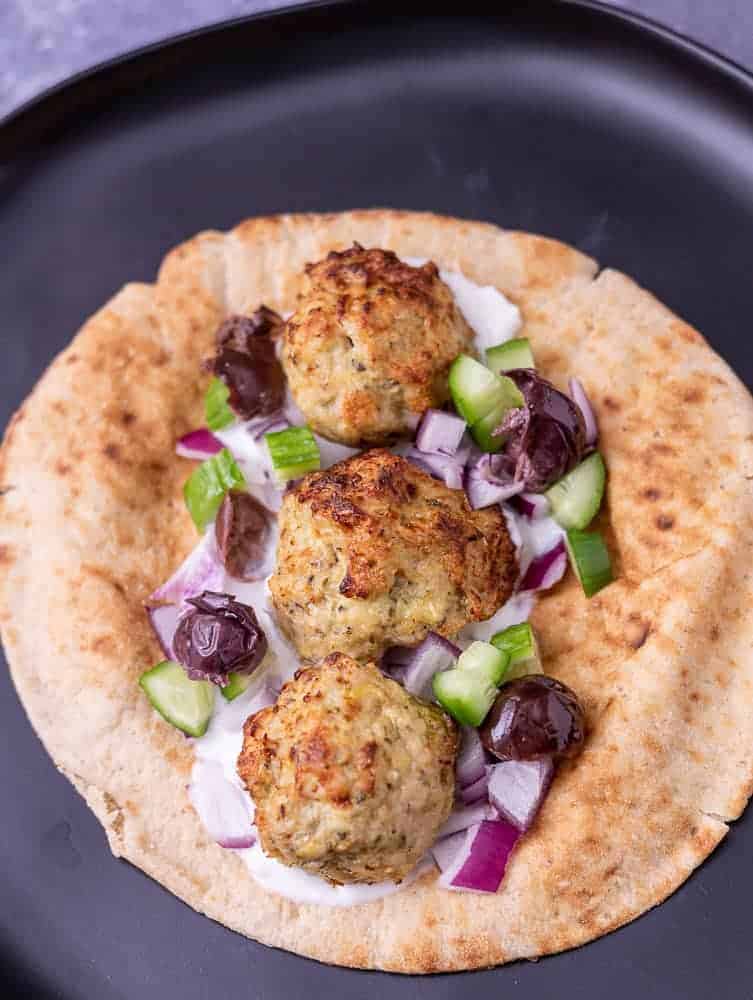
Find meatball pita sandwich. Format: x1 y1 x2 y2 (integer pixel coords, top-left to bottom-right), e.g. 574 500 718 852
2 210 753 973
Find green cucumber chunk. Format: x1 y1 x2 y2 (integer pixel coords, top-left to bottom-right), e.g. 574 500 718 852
565 528 613 598
456 640 510 685
486 338 535 374
449 355 524 425
470 397 511 453
490 622 543 680
204 376 235 431
184 448 246 532
220 672 254 701
139 660 215 737
432 668 498 728
546 452 606 530
265 426 321 483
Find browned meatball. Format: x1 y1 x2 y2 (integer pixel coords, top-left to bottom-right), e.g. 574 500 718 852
281 245 475 445
238 654 458 884
268 450 517 662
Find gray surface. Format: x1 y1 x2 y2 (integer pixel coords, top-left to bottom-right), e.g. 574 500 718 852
1 0 753 120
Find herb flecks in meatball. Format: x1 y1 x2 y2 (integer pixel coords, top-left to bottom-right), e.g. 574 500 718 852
268 450 517 662
238 654 458 884
282 245 474 445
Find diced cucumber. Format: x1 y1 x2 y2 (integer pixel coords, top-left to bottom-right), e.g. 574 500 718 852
433 669 498 728
220 672 254 701
470 399 507 453
486 338 535 374
205 376 235 431
184 448 246 532
265 426 321 483
449 355 524 425
456 641 510 685
546 452 606 530
565 529 613 598
490 623 543 680
139 660 215 737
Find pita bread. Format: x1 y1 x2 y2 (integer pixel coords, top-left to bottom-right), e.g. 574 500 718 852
2 210 753 973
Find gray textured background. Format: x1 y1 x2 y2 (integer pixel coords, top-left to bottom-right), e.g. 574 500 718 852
1 1 753 119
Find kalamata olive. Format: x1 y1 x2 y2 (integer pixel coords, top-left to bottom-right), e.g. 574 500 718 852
216 308 284 350
496 370 586 491
210 311 286 420
480 675 585 761
215 491 272 580
173 591 267 686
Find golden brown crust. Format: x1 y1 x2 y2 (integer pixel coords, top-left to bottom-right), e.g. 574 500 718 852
1 210 752 972
268 449 516 661
282 245 474 444
238 654 457 883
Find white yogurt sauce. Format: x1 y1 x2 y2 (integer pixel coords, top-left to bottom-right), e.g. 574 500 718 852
190 262 551 906
404 257 522 352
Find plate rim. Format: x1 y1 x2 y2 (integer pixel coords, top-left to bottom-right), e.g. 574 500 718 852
1 0 752 146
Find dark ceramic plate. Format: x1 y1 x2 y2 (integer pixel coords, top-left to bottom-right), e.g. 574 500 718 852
2 2 753 997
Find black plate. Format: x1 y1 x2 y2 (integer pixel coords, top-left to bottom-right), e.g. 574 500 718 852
2 3 753 997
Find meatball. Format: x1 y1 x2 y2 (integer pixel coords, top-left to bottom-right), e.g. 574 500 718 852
238 654 458 883
268 450 517 662
281 245 475 445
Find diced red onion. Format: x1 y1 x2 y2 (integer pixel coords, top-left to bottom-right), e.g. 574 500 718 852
438 820 520 893
459 771 489 805
400 632 459 699
415 409 467 456
569 377 598 447
188 760 256 850
466 476 524 510
518 538 567 593
456 726 487 788
465 453 525 510
248 413 291 440
404 448 465 490
512 492 551 520
487 758 554 832
145 603 182 659
149 530 226 605
431 831 465 872
176 428 223 460
437 800 493 840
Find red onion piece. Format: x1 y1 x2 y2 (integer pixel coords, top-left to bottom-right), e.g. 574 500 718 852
438 820 521 893
437 800 493 840
176 428 223 460
512 492 551 520
431 831 465 872
456 726 487 788
518 538 567 593
149 531 226 605
487 757 554 832
400 632 459 699
188 760 256 850
569 377 598 447
465 453 525 510
459 771 489 805
146 603 182 659
249 412 290 440
404 448 465 490
415 409 467 456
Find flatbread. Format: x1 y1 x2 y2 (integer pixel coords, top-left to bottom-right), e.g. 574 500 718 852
2 210 753 973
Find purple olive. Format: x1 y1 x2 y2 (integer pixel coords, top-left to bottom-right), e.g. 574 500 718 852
211 311 286 420
215 491 272 580
480 675 585 761
496 370 586 491
173 591 267 686
216 308 284 349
